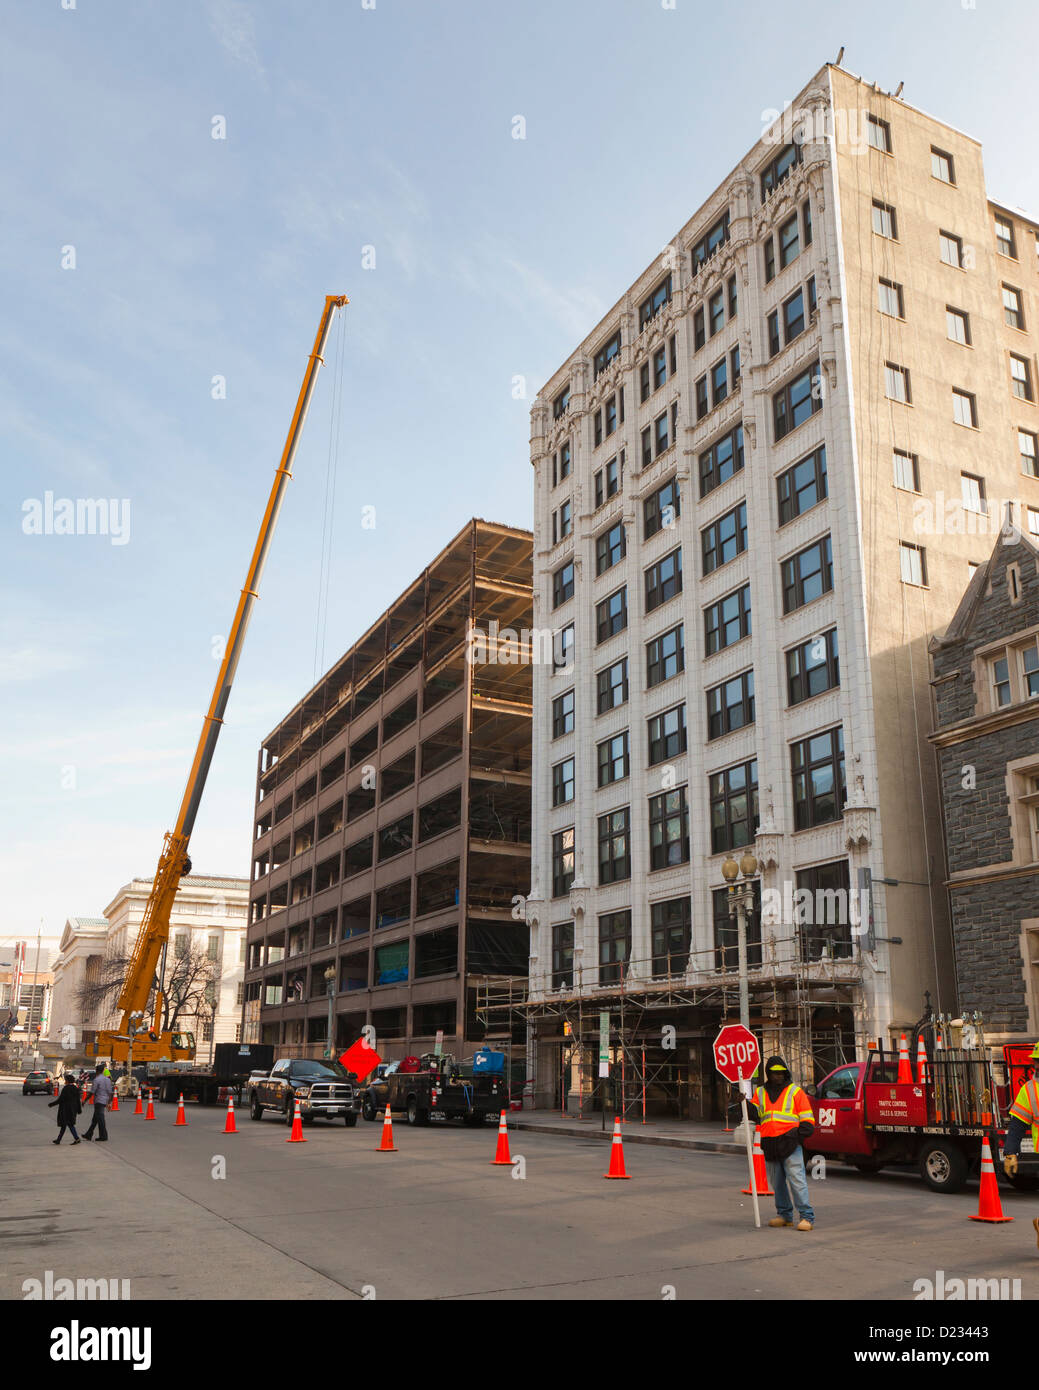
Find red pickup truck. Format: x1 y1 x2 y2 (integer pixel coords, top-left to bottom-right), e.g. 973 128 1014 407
803 1043 1038 1194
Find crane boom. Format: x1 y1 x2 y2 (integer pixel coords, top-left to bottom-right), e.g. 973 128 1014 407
96 295 348 1062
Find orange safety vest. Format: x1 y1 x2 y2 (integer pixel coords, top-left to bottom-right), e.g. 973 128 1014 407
1009 1080 1039 1149
752 1082 814 1137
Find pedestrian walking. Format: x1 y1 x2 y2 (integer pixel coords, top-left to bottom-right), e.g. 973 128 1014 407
82 1062 114 1142
748 1055 817 1231
48 1073 82 1145
1001 1041 1039 1252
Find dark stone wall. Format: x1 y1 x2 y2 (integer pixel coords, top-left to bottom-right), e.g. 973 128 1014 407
948 877 1036 1033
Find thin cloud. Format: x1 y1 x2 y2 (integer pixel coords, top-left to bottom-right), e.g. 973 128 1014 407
207 0 265 79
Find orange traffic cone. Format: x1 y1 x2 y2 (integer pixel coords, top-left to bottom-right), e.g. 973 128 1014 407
969 1138 1013 1223
490 1110 512 1165
897 1033 913 1084
133 1090 143 1115
376 1104 396 1152
603 1117 631 1179
916 1036 929 1084
144 1090 155 1120
175 1093 187 1126
742 1126 774 1195
223 1094 237 1134
286 1098 307 1143
110 1090 119 1113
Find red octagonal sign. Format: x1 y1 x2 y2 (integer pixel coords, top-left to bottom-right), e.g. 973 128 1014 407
713 1024 761 1083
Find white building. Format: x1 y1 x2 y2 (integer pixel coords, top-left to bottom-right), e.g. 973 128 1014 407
49 918 111 1048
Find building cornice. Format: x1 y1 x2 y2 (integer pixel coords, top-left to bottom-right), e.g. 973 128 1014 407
930 700 1038 748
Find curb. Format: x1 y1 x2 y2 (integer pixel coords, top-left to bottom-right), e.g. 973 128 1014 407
508 1118 744 1155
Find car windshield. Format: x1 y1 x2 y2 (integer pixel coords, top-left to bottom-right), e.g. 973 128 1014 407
291 1061 350 1079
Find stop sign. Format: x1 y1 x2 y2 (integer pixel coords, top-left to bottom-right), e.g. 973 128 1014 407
713 1024 761 1083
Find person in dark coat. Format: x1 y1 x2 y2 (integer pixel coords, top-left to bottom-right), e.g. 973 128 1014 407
49 1074 82 1144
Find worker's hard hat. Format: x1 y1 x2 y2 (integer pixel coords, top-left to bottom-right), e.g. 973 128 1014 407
767 1063 788 1072
1030 1042 1039 1061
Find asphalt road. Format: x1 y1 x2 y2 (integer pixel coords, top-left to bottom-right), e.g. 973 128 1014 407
3 1079 1037 1301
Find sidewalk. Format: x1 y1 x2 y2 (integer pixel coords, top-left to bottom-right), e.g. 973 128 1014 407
508 1109 745 1154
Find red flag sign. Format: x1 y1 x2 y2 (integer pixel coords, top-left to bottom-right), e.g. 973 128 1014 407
340 1038 382 1083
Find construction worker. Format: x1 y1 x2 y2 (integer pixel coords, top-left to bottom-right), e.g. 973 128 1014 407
748 1055 817 1231
1001 1041 1039 1251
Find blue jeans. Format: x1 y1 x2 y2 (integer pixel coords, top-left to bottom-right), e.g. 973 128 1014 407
766 1145 815 1223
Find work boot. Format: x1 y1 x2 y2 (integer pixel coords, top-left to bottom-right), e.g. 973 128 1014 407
52 1138 60 1145
797 1219 813 1232
72 1139 81 1145
768 1217 793 1227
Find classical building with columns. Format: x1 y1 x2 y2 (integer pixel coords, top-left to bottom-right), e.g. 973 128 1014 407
519 61 1039 1116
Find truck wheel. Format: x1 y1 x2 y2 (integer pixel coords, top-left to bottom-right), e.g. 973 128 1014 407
919 1140 969 1193
344 1114 358 1128
285 1100 296 1126
362 1097 376 1122
302 1113 315 1127
406 1096 428 1127
250 1096 263 1121
463 1112 481 1127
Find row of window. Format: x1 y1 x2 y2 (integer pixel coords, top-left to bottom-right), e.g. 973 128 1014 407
883 362 1034 413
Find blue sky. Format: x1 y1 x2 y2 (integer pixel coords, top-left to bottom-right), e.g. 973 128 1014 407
3 0 1037 958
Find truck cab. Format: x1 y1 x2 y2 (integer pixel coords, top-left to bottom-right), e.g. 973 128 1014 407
249 1057 360 1127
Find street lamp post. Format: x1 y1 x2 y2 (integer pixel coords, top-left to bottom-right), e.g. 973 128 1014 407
721 851 759 1133
324 965 336 1059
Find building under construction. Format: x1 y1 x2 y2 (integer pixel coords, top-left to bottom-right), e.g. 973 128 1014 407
245 519 532 1060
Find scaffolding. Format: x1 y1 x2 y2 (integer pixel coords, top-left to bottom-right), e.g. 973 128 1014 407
474 931 868 1120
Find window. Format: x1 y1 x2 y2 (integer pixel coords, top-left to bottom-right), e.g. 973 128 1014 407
713 883 762 970
174 934 187 959
877 278 904 318
760 142 801 199
552 922 574 989
552 757 575 807
646 624 684 687
598 808 631 885
773 361 821 440
939 231 963 267
995 215 1016 259
594 410 603 448
596 587 628 644
884 362 911 403
598 911 631 985
803 199 813 247
552 500 572 543
594 453 622 508
782 535 833 612
691 212 729 273
670 334 677 375
552 561 574 608
1011 354 1034 401
764 234 776 284
899 542 927 586
871 200 897 239
207 934 220 961
597 730 629 787
708 288 725 337
551 688 574 738
551 828 575 898
695 375 709 421
605 393 620 436
710 358 727 407
647 704 687 765
653 344 667 389
866 114 891 152
649 787 690 869
594 330 622 379
1029 508 1039 539
710 760 758 853
946 306 970 345
596 521 626 575
961 472 987 515
892 449 920 492
791 727 846 829
553 386 570 419
1020 429 1038 478
988 640 1039 706
701 502 747 574
651 898 691 977
693 306 706 351
705 584 751 655
778 213 800 268
767 310 780 358
728 275 738 319
644 548 682 613
644 476 681 538
706 670 755 740
655 410 670 454
1003 284 1024 331
699 424 744 498
952 388 977 427
783 288 805 341
640 275 672 329
777 446 827 525
787 628 839 705
551 439 571 486
796 861 854 961
553 624 574 672
730 345 740 388
639 360 651 403
807 275 817 316
597 657 629 713
931 147 955 184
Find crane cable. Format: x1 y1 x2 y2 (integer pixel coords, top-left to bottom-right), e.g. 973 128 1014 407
314 309 347 683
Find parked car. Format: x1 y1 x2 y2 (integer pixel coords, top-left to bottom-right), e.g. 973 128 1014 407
249 1058 361 1127
22 1070 55 1096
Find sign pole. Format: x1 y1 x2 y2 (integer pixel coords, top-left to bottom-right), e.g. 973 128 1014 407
739 1065 761 1229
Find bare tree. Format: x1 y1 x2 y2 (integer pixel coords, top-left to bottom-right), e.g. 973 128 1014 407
163 942 220 1031
73 954 136 1027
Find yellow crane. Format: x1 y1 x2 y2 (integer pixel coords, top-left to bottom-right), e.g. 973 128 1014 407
90 295 348 1064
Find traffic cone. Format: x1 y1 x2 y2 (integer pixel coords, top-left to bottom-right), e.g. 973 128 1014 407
742 1126 774 1195
110 1090 119 1113
603 1117 631 1179
376 1104 396 1152
916 1036 929 1085
490 1110 511 1165
133 1090 143 1116
144 1090 155 1120
223 1094 237 1134
897 1033 913 1084
174 1093 187 1126
969 1138 1013 1223
286 1098 307 1143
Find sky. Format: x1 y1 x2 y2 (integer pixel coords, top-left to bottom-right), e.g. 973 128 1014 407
3 0 1038 963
